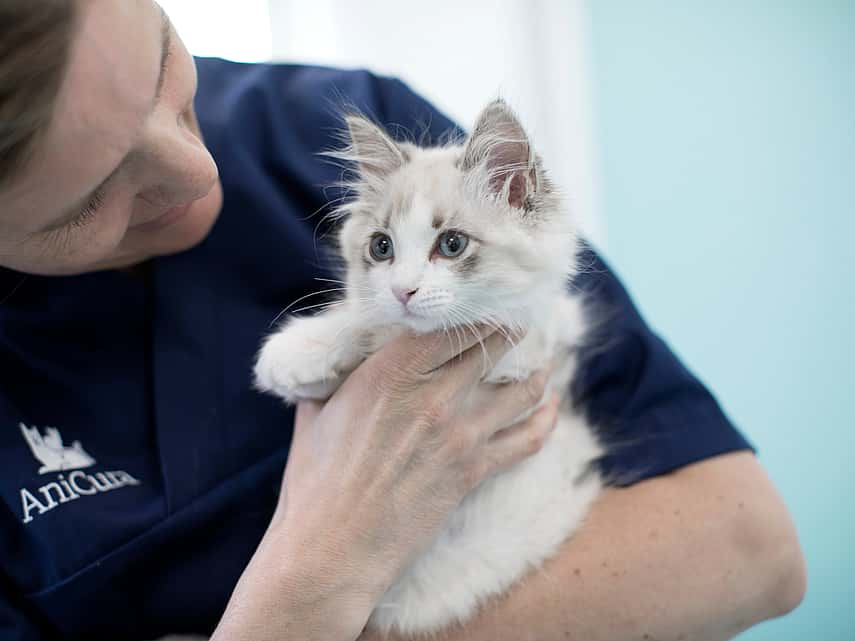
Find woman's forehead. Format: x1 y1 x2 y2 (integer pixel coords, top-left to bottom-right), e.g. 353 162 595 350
2 1 161 224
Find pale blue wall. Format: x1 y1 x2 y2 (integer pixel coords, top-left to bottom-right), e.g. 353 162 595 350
586 2 854 639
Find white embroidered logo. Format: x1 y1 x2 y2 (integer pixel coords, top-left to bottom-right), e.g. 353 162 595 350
17 422 141 524
19 422 96 474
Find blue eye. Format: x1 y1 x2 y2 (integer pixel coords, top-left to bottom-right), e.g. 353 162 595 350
437 230 469 258
369 233 394 261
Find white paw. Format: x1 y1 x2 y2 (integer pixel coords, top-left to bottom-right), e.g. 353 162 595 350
254 323 351 403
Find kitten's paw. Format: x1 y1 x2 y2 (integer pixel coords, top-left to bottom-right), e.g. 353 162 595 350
254 326 351 403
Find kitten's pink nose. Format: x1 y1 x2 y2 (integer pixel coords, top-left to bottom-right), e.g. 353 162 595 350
392 287 418 306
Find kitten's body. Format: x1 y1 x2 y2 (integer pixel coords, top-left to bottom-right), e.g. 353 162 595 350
254 101 603 636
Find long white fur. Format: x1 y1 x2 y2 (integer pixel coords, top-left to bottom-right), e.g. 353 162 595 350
254 99 603 637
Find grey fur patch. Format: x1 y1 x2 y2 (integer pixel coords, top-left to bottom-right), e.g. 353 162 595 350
573 460 600 487
457 253 480 276
379 191 415 230
523 194 536 213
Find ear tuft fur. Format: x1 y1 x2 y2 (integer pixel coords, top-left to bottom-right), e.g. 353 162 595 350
344 115 407 181
461 100 539 211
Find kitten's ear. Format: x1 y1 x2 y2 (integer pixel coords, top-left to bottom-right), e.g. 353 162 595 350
461 100 538 210
344 115 407 182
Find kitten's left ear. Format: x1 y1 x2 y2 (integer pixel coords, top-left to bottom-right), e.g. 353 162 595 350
461 99 538 210
345 115 407 183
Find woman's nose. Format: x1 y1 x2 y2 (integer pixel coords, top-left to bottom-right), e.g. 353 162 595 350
136 113 219 208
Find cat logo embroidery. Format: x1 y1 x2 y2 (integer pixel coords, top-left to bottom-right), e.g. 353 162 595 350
17 423 141 524
19 423 96 474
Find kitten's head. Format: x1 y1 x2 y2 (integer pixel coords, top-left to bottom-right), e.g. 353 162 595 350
334 99 578 333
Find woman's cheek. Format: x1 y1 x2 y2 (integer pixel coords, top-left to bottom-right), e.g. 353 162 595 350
80 197 140 254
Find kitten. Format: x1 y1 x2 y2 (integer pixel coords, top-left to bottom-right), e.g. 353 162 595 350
254 99 604 637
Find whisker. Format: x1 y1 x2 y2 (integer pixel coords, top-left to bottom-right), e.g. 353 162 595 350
269 286 354 327
289 299 351 315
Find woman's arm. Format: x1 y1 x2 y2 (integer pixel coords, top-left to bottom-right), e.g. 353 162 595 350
209 326 559 641
358 451 806 641
209 515 380 641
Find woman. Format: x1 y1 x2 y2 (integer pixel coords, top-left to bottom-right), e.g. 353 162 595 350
0 2 805 640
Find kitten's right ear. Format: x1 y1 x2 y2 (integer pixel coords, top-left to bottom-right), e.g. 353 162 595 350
461 100 538 210
344 115 407 183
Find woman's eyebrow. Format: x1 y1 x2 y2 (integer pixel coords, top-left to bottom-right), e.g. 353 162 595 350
41 6 173 233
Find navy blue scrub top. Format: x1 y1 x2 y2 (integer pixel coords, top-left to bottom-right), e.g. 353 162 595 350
0 58 752 640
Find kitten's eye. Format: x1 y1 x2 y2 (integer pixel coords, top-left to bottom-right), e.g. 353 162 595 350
369 233 394 261
437 230 469 258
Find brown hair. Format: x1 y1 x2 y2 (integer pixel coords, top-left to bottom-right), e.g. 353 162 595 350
0 1 77 188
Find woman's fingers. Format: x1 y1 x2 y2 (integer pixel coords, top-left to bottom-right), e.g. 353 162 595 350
372 324 501 378
467 370 551 437
357 325 527 417
437 328 526 396
483 393 561 474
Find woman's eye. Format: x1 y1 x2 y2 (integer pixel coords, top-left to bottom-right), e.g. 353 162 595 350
437 230 469 258
71 187 107 228
369 233 394 261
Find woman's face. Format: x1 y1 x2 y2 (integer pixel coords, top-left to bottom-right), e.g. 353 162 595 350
0 0 223 275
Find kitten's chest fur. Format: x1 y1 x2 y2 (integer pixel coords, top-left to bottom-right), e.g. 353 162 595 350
366 293 603 636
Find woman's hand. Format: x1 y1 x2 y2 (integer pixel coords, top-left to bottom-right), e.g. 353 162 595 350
213 326 559 641
277 325 560 591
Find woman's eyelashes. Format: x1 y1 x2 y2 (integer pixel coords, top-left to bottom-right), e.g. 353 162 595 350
70 187 107 228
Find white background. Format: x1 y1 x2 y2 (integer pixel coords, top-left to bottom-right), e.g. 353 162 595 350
158 0 603 245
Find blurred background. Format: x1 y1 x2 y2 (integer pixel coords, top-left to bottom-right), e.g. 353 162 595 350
159 1 854 639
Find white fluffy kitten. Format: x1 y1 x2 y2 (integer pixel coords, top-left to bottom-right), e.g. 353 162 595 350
254 99 603 637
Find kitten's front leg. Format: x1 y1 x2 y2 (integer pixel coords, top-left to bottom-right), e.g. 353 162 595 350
254 305 367 403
